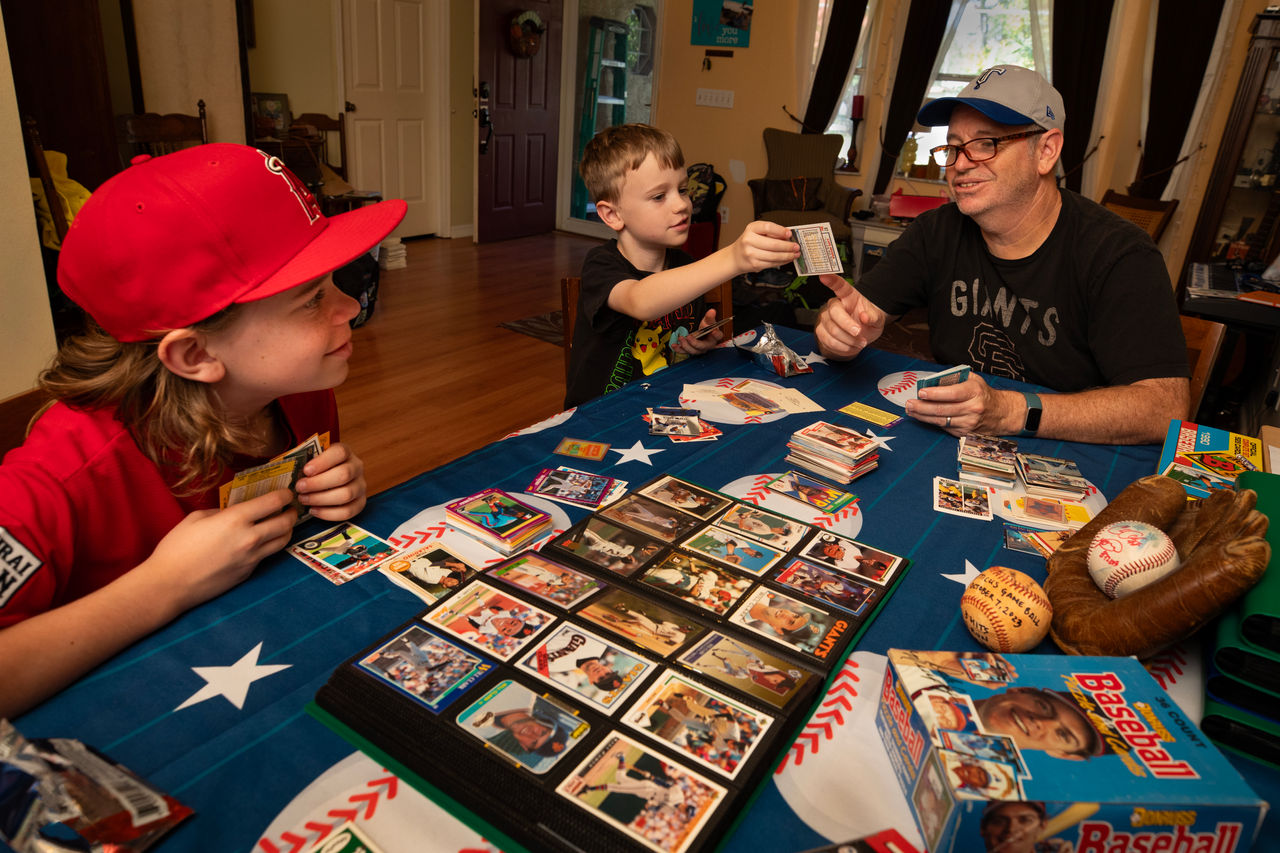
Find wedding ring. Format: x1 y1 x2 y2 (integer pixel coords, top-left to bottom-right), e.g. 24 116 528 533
945 416 952 428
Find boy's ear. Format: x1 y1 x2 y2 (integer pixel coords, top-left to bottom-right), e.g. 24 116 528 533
594 198 626 233
156 328 225 384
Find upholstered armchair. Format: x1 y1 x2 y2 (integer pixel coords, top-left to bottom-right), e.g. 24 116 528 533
748 127 862 243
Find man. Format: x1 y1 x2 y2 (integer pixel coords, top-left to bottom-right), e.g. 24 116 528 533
972 686 1107 760
815 65 1188 444
980 801 1074 853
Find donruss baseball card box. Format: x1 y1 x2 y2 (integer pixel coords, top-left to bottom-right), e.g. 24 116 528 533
875 650 1267 853
1157 420 1263 498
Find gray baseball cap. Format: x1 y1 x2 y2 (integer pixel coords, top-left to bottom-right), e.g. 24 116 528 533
917 64 1064 132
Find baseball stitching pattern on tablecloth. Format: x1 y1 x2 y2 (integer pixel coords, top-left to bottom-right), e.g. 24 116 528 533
774 659 861 773
257 773 398 853
1145 645 1188 690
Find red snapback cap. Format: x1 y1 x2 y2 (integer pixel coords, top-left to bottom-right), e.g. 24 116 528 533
57 143 407 342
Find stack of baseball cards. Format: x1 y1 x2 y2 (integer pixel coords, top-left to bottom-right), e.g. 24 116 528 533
313 474 910 853
1015 452 1090 501
955 434 1018 489
445 488 553 556
785 420 879 484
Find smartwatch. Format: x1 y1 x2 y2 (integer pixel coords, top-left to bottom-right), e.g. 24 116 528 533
1020 391 1043 437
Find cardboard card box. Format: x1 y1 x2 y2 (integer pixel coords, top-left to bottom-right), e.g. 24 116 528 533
875 650 1267 853
1260 424 1280 474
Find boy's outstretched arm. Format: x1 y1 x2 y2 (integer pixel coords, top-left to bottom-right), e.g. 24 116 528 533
0 489 296 718
608 221 800 320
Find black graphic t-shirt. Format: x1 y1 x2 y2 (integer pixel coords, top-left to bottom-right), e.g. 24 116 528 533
856 190 1188 391
564 241 702 409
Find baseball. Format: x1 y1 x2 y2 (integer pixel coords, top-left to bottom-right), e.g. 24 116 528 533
1087 520 1180 598
960 566 1053 653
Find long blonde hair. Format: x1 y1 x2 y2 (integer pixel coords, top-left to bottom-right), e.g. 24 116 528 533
38 310 257 495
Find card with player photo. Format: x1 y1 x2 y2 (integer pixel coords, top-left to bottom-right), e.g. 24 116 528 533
639 552 753 616
598 494 704 542
577 588 704 656
455 679 590 775
936 729 1028 777
556 732 728 853
764 470 858 514
379 544 476 603
424 580 554 660
677 632 815 710
487 552 604 609
727 587 846 657
622 669 774 780
526 467 616 508
795 532 903 585
680 525 784 576
516 623 655 713
356 624 493 714
932 476 993 521
937 749 1024 801
636 475 732 519
545 517 665 577
290 522 397 585
714 504 808 551
773 558 875 616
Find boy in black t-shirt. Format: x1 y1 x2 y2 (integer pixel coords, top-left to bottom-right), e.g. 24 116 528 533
564 124 800 409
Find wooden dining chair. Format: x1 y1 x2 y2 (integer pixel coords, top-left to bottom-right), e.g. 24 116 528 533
116 99 208 163
292 110 383 215
1101 190 1179 242
1179 313 1226 421
23 116 68 244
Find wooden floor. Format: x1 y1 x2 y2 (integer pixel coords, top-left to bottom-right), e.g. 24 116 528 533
338 231 601 495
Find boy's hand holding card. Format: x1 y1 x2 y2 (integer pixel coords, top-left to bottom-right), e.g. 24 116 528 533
220 432 330 523
788 222 844 276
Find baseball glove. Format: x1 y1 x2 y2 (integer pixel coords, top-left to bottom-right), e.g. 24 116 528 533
1044 475 1270 659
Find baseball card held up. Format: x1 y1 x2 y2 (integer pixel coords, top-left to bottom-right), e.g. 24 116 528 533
789 222 844 276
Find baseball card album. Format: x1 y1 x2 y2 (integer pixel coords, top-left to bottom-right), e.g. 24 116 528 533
311 475 911 853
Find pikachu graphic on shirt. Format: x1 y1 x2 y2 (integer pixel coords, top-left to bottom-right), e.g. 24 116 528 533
632 322 670 375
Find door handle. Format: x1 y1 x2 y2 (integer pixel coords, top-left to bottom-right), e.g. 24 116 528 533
478 82 493 154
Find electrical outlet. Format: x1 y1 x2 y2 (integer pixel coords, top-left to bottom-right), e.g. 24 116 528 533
696 88 735 109
719 207 729 225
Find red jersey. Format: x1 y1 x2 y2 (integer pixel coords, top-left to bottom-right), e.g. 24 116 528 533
0 390 338 626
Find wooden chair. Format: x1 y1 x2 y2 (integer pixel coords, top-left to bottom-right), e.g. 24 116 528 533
23 116 68 244
0 388 51 460
1180 314 1226 421
292 111 383 215
1101 190 1179 242
116 99 208 163
560 277 734 381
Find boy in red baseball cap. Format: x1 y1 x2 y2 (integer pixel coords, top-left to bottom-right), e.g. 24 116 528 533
0 144 406 717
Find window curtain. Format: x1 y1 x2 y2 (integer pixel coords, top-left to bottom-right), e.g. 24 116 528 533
873 0 949 195
1052 1 1114 193
802 0 870 132
1130 0 1226 198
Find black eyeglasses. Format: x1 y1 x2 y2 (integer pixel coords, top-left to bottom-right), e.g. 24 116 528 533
929 129 1047 167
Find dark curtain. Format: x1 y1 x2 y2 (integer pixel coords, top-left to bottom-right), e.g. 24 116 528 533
1130 0 1226 198
802 0 870 132
873 0 949 195
1052 1 1114 193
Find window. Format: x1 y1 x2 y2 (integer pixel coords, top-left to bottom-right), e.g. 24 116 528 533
906 0 1053 173
821 0 878 165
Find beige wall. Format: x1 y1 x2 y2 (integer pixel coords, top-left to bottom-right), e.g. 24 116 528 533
0 6 57 400
247 0 341 118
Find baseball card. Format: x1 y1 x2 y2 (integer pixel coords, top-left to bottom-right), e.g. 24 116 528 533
445 489 550 543
639 552 752 616
719 390 786 416
636 476 732 519
764 470 858 514
220 431 329 522
727 587 843 656
774 558 874 616
714 504 808 550
932 476 993 521
486 552 603 609
623 670 774 780
556 733 727 853
456 679 590 774
553 437 611 461
424 580 553 660
1016 494 1067 525
937 729 1028 776
647 407 704 436
526 467 616 508
598 494 704 542
937 749 1023 800
914 364 971 396
517 624 655 713
315 822 386 853
796 532 903 585
837 400 903 428
356 624 492 714
546 517 664 576
910 750 955 853
788 222 844 276
290 522 396 585
577 588 703 656
379 544 475 603
679 525 784 576
677 632 814 709
1002 523 1047 556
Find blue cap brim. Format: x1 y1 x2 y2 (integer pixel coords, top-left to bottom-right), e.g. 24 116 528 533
917 97 1034 128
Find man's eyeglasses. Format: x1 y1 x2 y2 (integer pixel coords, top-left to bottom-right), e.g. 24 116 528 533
929 129 1047 167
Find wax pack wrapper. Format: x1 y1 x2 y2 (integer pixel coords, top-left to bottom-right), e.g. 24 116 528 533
736 322 813 377
0 719 193 852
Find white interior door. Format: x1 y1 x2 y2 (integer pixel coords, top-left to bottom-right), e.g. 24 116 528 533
342 0 447 238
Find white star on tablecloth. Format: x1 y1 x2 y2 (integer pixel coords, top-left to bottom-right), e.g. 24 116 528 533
942 559 982 586
609 440 666 466
862 429 896 451
175 642 291 711
803 351 828 365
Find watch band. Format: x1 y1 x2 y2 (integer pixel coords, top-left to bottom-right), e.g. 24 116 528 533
1020 391 1043 437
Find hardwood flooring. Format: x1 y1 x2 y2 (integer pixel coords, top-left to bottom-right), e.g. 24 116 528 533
337 232 602 495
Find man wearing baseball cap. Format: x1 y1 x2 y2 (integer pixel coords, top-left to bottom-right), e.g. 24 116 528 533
0 144 405 717
815 65 1188 445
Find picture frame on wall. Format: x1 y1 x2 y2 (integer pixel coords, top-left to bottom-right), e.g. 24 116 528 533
251 92 290 137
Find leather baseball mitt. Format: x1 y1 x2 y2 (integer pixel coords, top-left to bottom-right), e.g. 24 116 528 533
1044 475 1270 659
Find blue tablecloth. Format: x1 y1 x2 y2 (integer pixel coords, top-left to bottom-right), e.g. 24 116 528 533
14 327 1278 852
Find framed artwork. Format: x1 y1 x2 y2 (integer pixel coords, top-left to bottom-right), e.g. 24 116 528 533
251 92 290 136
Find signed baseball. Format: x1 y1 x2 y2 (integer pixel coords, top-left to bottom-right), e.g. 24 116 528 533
1087 520 1180 598
960 566 1052 653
